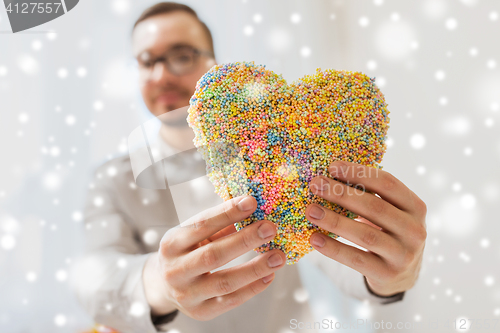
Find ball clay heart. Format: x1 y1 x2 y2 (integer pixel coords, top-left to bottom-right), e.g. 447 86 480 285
188 62 390 264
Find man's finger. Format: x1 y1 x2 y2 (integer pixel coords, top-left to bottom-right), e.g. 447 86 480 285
198 224 237 247
355 216 382 230
190 249 285 301
310 175 408 234
166 195 257 255
328 161 417 214
195 273 276 321
181 220 278 277
206 224 237 243
309 232 387 280
305 203 404 258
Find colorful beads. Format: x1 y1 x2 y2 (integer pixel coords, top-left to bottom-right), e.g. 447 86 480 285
187 62 390 265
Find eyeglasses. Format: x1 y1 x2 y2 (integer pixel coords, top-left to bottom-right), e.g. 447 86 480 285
136 45 214 80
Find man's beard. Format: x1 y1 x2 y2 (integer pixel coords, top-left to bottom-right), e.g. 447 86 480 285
161 113 189 127
159 104 190 128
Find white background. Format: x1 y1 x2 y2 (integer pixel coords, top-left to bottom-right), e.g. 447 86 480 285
0 0 499 332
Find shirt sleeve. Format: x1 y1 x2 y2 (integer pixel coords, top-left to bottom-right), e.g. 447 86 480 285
70 162 179 333
306 248 405 305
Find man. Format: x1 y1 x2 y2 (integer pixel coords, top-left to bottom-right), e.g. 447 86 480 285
72 2 427 332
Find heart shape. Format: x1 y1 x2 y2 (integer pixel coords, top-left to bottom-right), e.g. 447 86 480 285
3 0 79 33
188 62 390 264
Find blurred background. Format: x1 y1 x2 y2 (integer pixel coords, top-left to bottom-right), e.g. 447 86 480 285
0 0 499 332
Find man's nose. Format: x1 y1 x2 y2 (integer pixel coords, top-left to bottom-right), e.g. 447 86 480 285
150 61 176 84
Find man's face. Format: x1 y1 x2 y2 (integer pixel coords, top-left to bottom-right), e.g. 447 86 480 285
132 11 216 117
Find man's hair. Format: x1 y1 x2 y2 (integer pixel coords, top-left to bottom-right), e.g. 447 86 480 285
133 2 215 55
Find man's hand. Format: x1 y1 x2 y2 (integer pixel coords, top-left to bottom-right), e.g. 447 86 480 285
305 160 427 297
143 195 286 321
